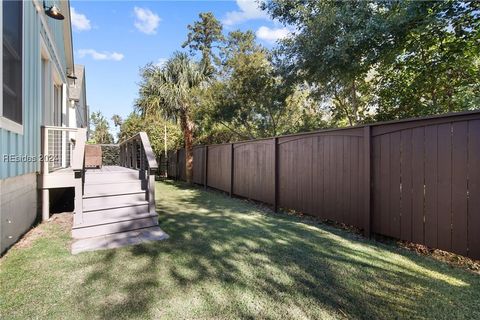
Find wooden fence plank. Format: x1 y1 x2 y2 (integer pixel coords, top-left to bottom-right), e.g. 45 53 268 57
372 137 382 234
437 123 452 252
344 137 352 225
360 134 367 232
334 136 344 222
451 122 469 256
389 131 401 239
468 120 480 259
424 125 438 248
411 127 425 244
380 134 390 236
400 129 413 242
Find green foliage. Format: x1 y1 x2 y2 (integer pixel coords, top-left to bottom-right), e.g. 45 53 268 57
136 52 207 118
134 4 479 148
100 145 120 166
136 52 208 182
263 0 480 123
118 112 183 158
111 114 123 127
374 1 480 120
196 30 327 141
182 12 224 76
88 111 114 144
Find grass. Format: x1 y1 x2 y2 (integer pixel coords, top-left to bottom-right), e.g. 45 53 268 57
1 180 480 319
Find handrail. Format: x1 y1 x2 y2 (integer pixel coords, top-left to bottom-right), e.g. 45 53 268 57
139 132 158 171
119 132 158 215
119 132 158 171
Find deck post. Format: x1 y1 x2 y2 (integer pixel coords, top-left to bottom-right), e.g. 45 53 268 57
42 189 49 221
41 127 50 221
148 170 156 214
73 178 83 225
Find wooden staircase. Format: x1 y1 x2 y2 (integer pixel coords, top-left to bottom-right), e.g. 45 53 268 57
70 132 166 253
72 166 159 239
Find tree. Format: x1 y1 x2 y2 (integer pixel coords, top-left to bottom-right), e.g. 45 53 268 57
374 1 480 120
111 114 123 127
136 52 207 183
182 12 224 76
262 0 480 122
89 111 114 144
118 112 183 157
201 30 326 140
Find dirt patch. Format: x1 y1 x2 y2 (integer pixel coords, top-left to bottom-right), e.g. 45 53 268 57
13 213 72 250
397 241 480 274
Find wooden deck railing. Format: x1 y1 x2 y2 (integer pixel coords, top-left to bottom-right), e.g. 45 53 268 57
41 126 86 174
119 132 158 214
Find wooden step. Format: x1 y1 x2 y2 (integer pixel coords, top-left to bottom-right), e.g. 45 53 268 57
72 215 158 239
83 200 148 213
84 171 141 184
84 180 144 195
71 226 169 254
83 191 146 208
78 211 157 228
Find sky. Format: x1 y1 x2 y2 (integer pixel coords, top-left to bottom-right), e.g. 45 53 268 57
70 0 289 134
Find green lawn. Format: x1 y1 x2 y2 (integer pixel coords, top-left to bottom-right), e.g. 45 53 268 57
1 181 479 319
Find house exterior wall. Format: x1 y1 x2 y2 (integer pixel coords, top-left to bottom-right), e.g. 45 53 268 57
74 71 88 128
1 0 75 254
0 0 70 180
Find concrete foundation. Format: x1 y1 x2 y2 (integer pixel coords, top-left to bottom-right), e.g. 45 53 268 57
0 173 38 254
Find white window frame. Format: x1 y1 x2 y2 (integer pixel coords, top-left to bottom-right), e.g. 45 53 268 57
0 1 24 135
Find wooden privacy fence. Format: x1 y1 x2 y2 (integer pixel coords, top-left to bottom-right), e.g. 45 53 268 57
160 111 480 260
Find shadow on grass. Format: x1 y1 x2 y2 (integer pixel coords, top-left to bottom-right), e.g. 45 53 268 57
76 180 480 319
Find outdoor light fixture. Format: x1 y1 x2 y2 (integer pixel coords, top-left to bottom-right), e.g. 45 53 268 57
43 1 64 20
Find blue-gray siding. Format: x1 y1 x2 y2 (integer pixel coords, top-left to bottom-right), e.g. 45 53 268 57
1 1 68 179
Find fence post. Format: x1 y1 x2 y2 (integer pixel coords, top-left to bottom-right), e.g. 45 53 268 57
274 137 279 212
363 126 372 238
230 143 234 197
204 146 208 189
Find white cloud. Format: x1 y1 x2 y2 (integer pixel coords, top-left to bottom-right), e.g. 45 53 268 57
78 49 124 61
256 26 290 43
71 7 91 32
222 0 269 26
133 7 161 35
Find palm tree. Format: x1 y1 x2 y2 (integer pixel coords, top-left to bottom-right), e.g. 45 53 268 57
136 52 207 184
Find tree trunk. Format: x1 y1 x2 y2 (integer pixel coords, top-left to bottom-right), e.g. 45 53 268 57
180 112 194 184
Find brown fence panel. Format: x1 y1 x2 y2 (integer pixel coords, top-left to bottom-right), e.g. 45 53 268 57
193 146 206 185
177 148 186 181
371 112 480 259
167 111 480 259
233 139 275 204
468 120 480 259
207 144 231 192
277 128 365 227
167 151 177 178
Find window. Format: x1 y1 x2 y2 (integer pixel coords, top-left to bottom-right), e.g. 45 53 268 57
2 0 23 124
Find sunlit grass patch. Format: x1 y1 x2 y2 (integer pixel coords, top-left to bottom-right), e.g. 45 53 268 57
1 180 479 319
